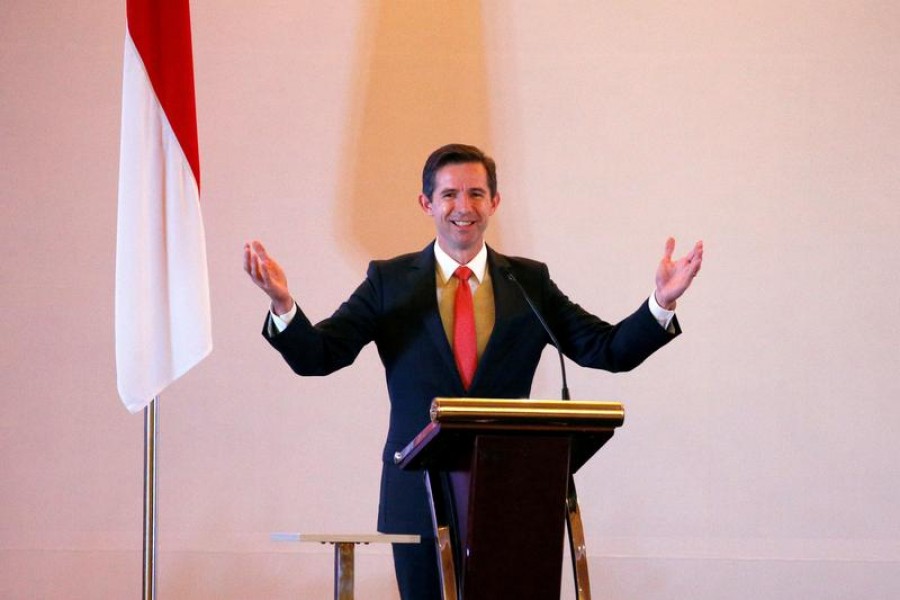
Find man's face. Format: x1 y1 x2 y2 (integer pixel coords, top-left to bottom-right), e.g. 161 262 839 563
419 162 501 264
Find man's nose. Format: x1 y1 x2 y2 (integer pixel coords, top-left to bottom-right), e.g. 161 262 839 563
456 194 475 211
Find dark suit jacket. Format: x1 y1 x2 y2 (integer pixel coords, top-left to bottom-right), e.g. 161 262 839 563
265 242 679 535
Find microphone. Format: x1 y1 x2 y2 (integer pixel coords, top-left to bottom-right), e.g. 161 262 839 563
500 267 570 400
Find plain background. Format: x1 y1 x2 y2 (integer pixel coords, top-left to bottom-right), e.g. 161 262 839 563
2 1 898 598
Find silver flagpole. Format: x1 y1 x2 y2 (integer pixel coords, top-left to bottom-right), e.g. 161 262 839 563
143 396 160 600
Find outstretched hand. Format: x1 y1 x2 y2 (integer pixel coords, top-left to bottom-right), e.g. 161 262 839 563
654 237 703 310
243 240 293 315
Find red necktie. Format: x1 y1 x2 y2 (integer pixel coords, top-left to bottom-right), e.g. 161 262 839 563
453 266 477 390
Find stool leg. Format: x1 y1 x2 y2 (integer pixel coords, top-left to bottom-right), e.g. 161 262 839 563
334 542 355 600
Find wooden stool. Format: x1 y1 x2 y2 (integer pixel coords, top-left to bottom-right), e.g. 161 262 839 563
272 533 420 600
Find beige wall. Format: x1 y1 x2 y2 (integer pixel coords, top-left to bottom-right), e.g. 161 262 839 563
2 1 898 598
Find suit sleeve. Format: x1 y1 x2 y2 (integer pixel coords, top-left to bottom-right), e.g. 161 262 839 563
263 262 383 376
540 264 680 372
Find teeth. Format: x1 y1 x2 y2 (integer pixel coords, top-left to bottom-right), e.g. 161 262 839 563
453 221 473 226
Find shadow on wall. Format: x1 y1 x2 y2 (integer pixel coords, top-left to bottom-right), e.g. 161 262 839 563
336 0 503 261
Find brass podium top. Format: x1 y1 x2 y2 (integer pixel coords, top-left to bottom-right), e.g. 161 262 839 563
430 397 625 427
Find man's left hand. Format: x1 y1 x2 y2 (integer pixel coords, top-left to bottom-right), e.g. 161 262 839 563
654 237 703 310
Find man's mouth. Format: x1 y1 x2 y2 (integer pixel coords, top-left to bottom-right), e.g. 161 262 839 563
452 220 474 227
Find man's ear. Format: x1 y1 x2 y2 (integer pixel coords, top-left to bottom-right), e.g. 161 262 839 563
418 193 433 214
489 193 501 214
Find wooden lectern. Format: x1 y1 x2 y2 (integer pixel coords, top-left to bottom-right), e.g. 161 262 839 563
395 398 625 600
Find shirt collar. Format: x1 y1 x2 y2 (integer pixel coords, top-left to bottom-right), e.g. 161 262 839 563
433 242 488 284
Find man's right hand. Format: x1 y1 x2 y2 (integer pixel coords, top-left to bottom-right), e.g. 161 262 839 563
243 240 294 315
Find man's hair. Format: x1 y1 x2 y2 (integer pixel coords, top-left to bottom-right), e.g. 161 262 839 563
421 143 498 200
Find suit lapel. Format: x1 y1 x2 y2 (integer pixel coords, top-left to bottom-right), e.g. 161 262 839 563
408 243 464 391
470 247 532 391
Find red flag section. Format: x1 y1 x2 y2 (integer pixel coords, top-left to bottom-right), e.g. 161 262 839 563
126 0 200 188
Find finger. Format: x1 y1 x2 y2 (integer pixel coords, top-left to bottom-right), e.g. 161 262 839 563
678 240 698 264
663 237 675 261
246 241 270 282
691 240 703 258
249 253 262 282
252 240 270 262
250 251 268 285
242 243 252 274
690 240 703 265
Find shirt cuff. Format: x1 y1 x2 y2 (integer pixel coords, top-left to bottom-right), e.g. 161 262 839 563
269 302 297 334
648 293 676 332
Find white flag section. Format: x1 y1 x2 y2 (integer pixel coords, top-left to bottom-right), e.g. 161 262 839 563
115 27 212 414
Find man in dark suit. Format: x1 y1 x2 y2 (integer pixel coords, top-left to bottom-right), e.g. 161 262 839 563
244 144 703 599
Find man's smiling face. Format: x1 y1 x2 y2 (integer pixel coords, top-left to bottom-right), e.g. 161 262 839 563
419 161 501 265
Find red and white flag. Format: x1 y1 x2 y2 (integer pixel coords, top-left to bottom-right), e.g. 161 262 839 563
116 0 212 413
